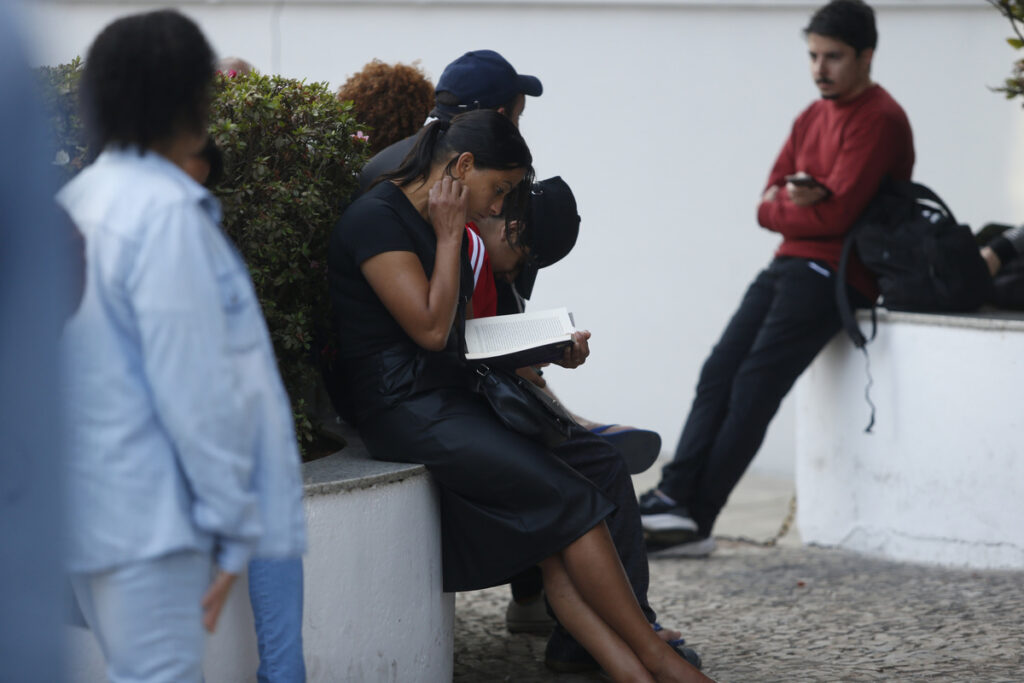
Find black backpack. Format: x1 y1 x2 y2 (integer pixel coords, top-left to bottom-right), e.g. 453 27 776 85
977 223 1024 310
837 179 992 347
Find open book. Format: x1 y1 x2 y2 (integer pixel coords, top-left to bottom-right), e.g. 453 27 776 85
464 307 576 369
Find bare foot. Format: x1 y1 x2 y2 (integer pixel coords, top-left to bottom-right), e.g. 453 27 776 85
648 641 715 683
653 657 715 683
654 625 682 642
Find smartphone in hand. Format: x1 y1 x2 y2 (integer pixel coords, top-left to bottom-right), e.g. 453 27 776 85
785 174 822 188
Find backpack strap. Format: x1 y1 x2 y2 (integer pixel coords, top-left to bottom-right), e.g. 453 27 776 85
836 222 875 348
837 202 878 433
907 181 957 224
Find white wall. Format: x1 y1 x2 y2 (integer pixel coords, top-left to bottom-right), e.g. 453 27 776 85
795 312 1024 569
29 1 1024 477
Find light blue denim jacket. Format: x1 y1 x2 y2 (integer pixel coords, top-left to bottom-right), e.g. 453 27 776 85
58 148 306 574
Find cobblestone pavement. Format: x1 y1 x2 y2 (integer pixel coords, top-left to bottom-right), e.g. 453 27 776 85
453 541 1024 682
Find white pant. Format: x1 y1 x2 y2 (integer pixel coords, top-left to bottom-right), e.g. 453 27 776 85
70 551 211 683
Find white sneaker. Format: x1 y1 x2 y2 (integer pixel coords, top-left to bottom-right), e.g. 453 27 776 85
638 489 698 535
646 536 717 559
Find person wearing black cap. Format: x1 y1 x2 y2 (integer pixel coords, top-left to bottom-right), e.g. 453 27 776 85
453 174 704 674
465 176 579 319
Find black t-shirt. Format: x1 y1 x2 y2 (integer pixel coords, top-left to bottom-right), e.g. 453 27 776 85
328 180 471 361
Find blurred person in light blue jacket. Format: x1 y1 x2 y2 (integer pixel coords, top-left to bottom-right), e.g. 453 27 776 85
0 1 76 680
57 10 305 682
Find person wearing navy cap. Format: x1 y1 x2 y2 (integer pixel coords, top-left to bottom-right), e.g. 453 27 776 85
358 49 542 192
429 49 542 121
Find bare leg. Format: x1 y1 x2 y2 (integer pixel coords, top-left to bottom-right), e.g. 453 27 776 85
547 523 714 683
540 554 654 683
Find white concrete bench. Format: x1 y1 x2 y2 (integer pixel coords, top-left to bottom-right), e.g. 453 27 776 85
795 309 1024 569
68 426 455 681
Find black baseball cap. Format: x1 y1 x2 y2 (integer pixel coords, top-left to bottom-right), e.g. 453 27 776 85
432 50 543 118
516 176 580 299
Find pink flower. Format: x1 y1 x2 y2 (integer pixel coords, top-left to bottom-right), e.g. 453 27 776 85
352 130 370 143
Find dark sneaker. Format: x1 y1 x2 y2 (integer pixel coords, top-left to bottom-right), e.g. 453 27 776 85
646 534 717 559
544 625 704 673
639 489 699 544
674 641 703 671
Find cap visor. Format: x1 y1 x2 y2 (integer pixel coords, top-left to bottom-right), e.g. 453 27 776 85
517 74 543 97
515 261 540 300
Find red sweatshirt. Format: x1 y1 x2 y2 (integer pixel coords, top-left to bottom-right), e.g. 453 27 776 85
757 84 914 298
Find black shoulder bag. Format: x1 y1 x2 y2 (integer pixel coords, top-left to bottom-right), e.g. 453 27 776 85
452 299 576 447
470 364 577 448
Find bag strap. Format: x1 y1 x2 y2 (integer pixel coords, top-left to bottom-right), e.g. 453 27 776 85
836 222 875 348
837 203 878 432
907 181 957 224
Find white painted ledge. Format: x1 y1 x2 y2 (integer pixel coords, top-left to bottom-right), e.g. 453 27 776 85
68 433 454 682
40 0 987 7
795 308 1024 569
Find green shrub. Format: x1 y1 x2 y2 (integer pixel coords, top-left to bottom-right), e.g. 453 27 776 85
36 63 369 453
35 58 88 183
209 72 368 451
989 0 1024 103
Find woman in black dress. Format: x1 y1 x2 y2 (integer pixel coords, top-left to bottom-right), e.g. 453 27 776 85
328 109 710 683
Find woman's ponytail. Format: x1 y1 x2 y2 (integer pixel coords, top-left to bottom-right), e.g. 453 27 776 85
376 111 533 203
376 118 451 189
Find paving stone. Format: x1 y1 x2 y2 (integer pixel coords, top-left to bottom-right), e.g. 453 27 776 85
453 541 1024 682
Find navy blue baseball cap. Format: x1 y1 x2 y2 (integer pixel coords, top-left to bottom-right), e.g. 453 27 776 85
432 50 542 118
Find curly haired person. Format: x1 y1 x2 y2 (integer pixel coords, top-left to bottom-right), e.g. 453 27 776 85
338 60 435 154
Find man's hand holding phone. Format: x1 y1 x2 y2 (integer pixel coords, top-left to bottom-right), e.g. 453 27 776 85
785 173 830 207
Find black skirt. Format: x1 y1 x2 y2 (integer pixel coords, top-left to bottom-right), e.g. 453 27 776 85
357 384 616 592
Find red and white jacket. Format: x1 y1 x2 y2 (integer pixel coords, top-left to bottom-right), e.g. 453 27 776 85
466 222 497 318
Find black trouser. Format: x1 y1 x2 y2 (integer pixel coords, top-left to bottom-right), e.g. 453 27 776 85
659 257 868 536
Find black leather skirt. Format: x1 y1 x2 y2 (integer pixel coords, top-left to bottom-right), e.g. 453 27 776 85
347 347 615 591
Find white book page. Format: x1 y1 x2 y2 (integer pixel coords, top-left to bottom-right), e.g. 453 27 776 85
464 307 574 358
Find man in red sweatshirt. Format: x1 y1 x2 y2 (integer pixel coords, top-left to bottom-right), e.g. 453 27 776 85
639 0 914 556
